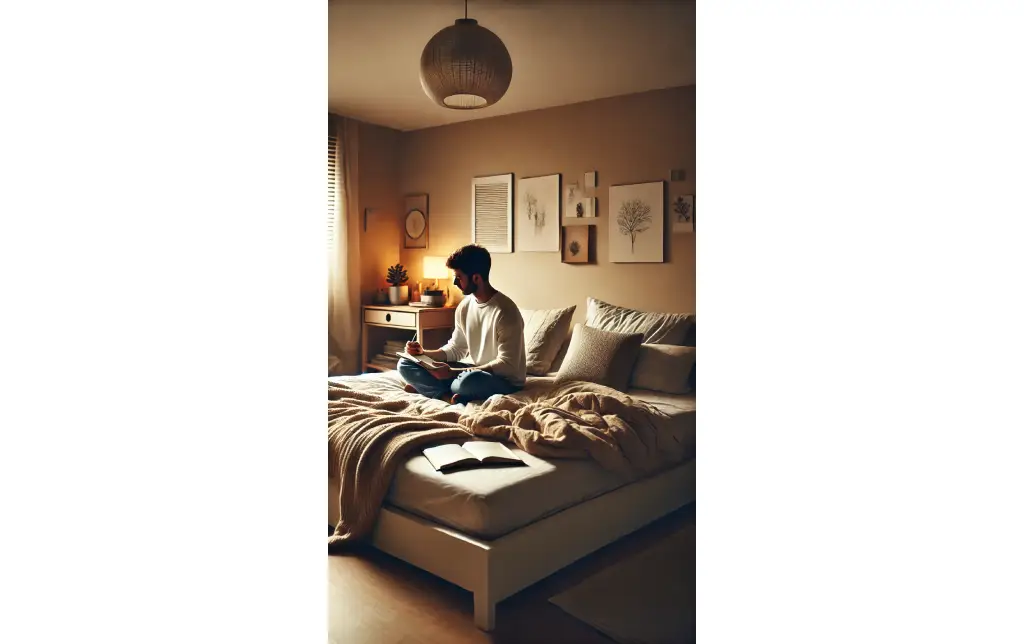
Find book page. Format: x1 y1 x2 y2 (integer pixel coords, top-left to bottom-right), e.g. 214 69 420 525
462 441 521 463
422 444 477 472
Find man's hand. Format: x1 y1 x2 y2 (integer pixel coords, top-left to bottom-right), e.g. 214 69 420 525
405 341 423 356
428 364 453 380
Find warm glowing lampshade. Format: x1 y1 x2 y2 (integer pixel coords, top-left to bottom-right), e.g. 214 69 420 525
423 256 449 288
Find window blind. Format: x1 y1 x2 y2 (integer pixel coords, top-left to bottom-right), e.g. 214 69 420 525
327 127 339 252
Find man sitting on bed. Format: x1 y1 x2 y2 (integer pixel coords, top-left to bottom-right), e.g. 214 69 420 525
398 244 527 405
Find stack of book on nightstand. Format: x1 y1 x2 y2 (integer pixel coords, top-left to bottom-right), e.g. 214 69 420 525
370 353 399 370
369 340 412 371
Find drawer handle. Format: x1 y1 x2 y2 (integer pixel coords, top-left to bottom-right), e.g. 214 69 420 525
385 313 392 322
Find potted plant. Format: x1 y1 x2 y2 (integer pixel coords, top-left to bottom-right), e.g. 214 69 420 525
386 264 409 305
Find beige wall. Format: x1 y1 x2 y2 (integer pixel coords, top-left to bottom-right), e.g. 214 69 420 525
357 121 403 304
396 86 695 321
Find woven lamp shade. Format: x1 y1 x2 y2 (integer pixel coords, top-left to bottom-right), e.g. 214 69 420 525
420 18 513 109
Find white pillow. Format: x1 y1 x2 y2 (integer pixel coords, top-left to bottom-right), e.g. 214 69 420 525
520 305 576 376
586 298 694 346
629 344 696 394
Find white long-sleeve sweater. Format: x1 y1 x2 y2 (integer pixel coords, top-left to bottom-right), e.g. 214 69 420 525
439 291 527 386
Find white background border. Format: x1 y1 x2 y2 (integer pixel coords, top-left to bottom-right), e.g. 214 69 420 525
3 1 1024 642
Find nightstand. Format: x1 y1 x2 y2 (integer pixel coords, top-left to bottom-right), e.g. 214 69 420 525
361 305 456 373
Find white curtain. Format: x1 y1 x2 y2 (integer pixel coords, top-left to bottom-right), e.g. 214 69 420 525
328 115 361 375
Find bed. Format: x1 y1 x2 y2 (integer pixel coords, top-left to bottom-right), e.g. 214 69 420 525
328 368 696 631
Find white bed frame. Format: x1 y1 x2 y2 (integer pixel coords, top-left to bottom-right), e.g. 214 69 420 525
331 459 695 631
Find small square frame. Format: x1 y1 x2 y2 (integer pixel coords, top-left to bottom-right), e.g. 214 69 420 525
562 226 592 264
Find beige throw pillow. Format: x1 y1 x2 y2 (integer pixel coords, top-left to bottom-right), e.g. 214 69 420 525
520 305 576 376
586 297 695 346
629 344 696 394
555 324 644 392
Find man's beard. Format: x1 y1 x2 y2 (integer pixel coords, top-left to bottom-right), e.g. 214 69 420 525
459 281 477 296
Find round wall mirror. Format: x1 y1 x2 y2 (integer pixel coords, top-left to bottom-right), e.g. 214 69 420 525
405 209 426 239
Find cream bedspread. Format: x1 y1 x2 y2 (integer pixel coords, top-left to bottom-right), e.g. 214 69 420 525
327 378 689 552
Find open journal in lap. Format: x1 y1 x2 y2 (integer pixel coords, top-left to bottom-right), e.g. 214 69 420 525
396 351 447 370
422 441 526 473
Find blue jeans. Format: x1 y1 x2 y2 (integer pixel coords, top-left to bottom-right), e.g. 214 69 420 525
396 358 518 403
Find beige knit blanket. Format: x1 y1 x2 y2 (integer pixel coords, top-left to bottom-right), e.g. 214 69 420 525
327 379 690 553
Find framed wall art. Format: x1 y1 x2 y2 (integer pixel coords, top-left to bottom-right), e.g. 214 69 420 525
516 173 561 252
608 181 664 263
472 174 513 253
562 226 592 264
564 183 581 217
671 194 694 233
403 194 429 249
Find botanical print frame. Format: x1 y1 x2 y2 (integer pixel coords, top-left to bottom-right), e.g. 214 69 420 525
516 174 561 252
562 226 591 264
671 194 694 233
608 181 664 263
403 194 429 249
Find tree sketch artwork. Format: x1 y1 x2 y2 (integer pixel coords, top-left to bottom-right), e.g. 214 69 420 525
517 174 561 252
608 181 664 263
617 198 653 253
524 191 545 232
569 240 581 256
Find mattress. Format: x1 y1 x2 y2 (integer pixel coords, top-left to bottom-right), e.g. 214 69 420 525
395 385 692 539
329 371 696 539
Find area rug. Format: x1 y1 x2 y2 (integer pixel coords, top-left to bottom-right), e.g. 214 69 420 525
549 522 695 644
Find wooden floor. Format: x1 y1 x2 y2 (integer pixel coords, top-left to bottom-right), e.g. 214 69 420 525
328 504 695 644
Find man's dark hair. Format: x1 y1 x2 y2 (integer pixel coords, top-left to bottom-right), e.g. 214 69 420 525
446 244 491 282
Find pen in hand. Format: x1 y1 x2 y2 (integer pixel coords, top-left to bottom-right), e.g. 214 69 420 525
406 331 422 356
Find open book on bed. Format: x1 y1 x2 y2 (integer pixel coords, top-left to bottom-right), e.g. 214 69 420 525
422 441 526 473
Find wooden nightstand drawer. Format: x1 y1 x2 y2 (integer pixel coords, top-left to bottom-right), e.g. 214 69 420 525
361 305 455 374
364 309 416 328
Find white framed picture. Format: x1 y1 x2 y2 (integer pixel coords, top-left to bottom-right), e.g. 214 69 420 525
671 194 694 233
472 174 513 253
609 181 664 263
517 174 560 252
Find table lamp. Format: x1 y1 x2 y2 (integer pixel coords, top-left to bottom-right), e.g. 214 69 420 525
422 256 449 307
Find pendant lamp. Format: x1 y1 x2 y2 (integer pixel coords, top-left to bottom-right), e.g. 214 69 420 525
419 0 513 109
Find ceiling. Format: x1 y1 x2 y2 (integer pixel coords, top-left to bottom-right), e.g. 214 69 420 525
328 0 695 132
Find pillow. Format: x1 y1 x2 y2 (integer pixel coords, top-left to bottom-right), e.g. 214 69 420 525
586 297 695 346
555 324 644 392
547 326 574 374
520 305 576 376
629 344 696 394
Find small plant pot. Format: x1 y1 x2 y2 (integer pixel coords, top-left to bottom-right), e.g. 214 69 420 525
388 285 409 305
